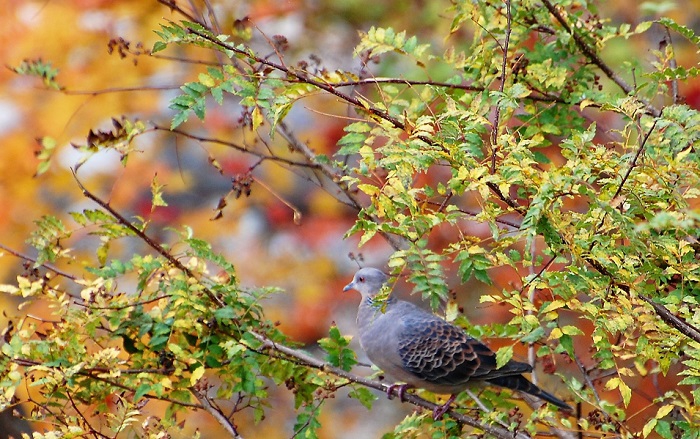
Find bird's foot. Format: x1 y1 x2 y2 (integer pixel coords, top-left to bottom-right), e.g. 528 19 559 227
386 383 411 401
432 394 457 420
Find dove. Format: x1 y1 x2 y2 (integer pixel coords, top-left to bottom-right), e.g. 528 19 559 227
343 267 572 419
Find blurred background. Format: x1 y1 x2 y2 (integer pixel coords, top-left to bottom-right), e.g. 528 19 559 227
1 0 700 437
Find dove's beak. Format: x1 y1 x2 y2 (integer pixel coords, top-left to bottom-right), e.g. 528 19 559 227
343 282 354 292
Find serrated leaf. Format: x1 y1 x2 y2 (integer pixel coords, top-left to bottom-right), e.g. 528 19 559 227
561 325 584 336
643 418 657 438
540 300 566 314
495 345 514 369
348 387 376 410
152 41 167 53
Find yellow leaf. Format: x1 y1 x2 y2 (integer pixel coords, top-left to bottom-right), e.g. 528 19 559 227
561 325 584 336
540 300 565 314
579 99 595 110
198 72 215 87
0 284 19 294
445 299 459 322
161 377 173 389
190 366 205 386
642 418 657 438
524 314 540 327
495 345 514 369
655 404 674 419
619 378 632 406
605 376 620 391
635 21 653 34
618 367 634 377
252 106 264 131
548 327 563 340
357 184 380 196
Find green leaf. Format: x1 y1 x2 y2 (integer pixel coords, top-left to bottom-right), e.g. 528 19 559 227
318 325 357 371
495 345 513 369
559 334 574 356
134 383 152 401
150 174 168 209
152 41 167 53
348 387 376 409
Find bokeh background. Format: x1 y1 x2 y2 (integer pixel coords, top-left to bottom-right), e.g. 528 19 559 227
2 0 700 437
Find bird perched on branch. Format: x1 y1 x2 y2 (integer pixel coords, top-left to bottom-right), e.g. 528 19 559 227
343 267 572 419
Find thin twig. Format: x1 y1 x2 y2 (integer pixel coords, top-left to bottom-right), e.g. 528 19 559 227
184 27 409 133
491 0 512 175
572 353 601 405
638 293 700 344
582 258 700 345
66 391 110 439
71 169 226 308
156 0 205 25
59 85 181 95
527 241 539 385
157 125 321 169
277 121 408 251
191 387 244 439
588 119 658 254
0 243 77 281
611 119 658 201
12 357 202 409
661 27 679 105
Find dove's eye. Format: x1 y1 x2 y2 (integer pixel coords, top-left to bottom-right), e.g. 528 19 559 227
358 276 365 282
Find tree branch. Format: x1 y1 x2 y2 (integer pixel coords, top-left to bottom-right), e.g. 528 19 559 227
155 125 323 170
249 331 534 439
191 386 244 439
611 119 658 201
583 258 700 345
0 243 77 281
71 169 226 308
277 121 408 251
491 0 512 175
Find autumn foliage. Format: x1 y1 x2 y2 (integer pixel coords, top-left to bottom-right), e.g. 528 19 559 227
2 1 700 438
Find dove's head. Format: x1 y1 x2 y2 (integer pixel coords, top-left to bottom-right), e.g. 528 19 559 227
343 267 388 297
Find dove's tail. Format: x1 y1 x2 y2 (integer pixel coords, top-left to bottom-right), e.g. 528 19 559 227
486 375 573 411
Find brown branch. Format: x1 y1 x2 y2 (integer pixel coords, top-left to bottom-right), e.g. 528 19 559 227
331 77 485 92
611 119 658 201
11 356 202 409
77 294 173 311
59 85 181 96
71 169 226 308
155 125 321 169
0 243 77 281
659 27 679 105
183 26 410 133
637 292 700 344
66 391 110 439
249 331 533 439
491 0 512 175
541 0 661 117
277 120 408 251
587 118 657 254
487 182 527 215
582 258 700 345
156 0 205 26
191 386 244 439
